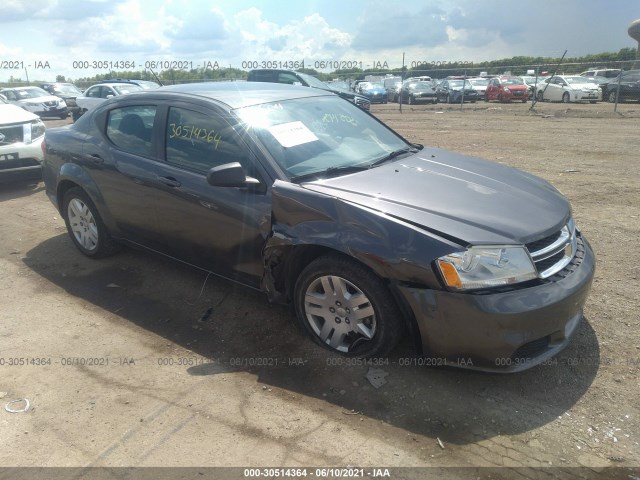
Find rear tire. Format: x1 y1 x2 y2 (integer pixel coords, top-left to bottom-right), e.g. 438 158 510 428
537 91 544 102
608 91 617 103
293 254 404 357
62 187 121 258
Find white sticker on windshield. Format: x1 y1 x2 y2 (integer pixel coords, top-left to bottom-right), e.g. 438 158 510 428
268 121 318 148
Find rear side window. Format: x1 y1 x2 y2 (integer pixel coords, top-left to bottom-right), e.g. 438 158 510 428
165 107 246 173
106 105 157 157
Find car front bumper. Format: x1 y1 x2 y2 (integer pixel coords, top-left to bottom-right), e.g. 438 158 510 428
0 138 44 183
412 95 438 103
32 106 68 117
396 234 595 372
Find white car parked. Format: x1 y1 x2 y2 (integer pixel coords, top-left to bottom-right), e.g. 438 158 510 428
535 75 601 103
0 86 68 118
76 82 143 116
0 96 46 182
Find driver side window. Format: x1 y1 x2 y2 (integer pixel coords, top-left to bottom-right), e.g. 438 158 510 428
165 107 246 174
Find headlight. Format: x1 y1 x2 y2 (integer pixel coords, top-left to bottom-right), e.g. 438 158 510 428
503 87 510 92
437 246 537 291
24 119 46 144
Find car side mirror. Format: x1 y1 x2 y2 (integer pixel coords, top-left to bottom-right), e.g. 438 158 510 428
207 162 261 188
106 95 114 99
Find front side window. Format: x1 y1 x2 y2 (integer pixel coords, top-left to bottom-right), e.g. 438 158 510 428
106 105 156 156
165 107 246 173
102 87 116 98
86 87 101 98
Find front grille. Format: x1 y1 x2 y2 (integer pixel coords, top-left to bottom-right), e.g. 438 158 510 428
526 219 577 279
354 98 370 110
0 124 24 145
511 336 550 362
534 250 565 273
526 230 561 253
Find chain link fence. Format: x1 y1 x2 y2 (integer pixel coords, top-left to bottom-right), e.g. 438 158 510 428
1 58 638 112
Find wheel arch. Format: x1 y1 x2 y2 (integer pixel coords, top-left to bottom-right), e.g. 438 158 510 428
265 180 456 353
266 242 424 353
56 165 116 232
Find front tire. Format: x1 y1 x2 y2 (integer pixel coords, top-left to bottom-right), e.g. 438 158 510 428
62 187 120 258
294 254 403 357
608 91 617 103
562 92 570 103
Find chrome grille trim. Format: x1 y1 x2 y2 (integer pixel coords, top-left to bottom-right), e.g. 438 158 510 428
527 218 577 279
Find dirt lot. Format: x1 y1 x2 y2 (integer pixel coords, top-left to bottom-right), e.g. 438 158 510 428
0 101 639 479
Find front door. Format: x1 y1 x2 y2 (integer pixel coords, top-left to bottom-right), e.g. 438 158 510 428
149 103 272 287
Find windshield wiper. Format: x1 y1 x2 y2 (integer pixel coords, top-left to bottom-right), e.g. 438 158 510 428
290 165 371 183
369 145 419 167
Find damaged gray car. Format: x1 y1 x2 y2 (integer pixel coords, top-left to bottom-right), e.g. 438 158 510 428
42 82 595 372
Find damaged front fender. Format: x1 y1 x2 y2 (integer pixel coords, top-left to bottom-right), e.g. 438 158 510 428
262 180 460 304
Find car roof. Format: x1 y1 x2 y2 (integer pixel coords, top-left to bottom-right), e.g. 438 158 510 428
87 82 142 88
156 81 332 109
1 86 42 91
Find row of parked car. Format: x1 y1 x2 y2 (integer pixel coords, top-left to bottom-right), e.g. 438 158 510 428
350 69 640 105
0 79 160 123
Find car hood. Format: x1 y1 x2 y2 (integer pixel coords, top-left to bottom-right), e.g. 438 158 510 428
300 148 570 245
0 103 39 123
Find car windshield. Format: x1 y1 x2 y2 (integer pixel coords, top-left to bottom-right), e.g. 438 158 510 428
134 80 161 89
468 78 489 86
14 87 50 99
448 80 472 88
295 71 330 90
365 83 384 90
328 81 350 92
410 82 434 91
112 85 143 94
0 96 7 104
235 96 410 180
502 78 524 85
565 76 593 84
52 84 82 95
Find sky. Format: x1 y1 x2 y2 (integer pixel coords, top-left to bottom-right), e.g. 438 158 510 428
1 0 638 82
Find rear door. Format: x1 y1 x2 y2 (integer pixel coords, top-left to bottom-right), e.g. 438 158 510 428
545 77 562 101
81 102 168 249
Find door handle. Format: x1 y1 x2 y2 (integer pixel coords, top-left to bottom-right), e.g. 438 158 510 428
157 175 181 188
83 154 104 165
